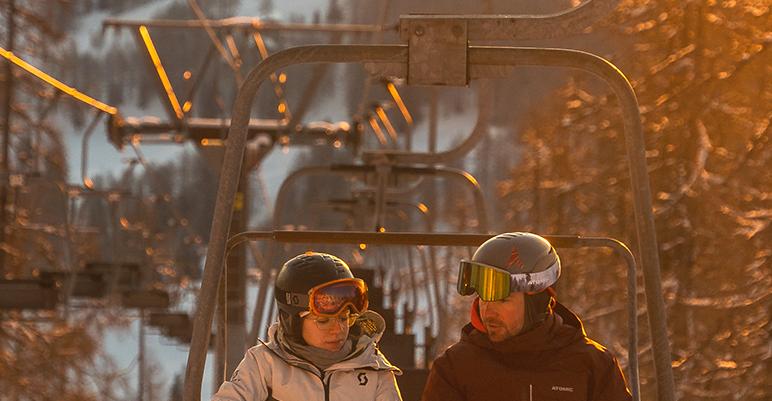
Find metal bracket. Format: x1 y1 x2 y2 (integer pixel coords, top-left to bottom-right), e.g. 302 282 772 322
401 17 468 86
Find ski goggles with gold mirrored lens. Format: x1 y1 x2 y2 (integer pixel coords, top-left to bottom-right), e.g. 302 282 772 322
284 278 368 317
457 260 560 301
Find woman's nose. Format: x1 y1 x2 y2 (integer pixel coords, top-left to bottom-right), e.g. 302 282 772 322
328 319 345 333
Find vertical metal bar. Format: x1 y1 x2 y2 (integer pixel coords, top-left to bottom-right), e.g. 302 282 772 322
372 162 389 230
223 162 248 384
59 182 76 320
0 0 17 273
80 111 104 189
585 237 641 401
213 265 226 392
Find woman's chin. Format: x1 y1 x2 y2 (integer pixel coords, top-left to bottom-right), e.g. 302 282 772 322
322 339 345 351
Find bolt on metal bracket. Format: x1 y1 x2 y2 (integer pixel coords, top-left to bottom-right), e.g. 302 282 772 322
400 17 468 86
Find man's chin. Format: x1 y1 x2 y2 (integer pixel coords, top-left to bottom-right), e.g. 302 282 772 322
486 328 507 342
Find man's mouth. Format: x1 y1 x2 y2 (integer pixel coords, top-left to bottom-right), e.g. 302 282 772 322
485 319 504 328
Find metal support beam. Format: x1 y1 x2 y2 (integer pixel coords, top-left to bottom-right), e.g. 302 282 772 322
103 17 392 33
106 116 354 149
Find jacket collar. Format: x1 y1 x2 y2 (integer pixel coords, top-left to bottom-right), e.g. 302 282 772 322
463 300 585 354
262 310 401 374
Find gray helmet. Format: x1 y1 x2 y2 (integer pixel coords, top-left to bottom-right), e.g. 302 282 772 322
472 232 561 292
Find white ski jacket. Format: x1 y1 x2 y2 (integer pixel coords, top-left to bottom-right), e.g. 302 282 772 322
212 311 403 401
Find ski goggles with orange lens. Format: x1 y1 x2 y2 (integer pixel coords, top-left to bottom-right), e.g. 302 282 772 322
284 278 368 317
457 260 560 301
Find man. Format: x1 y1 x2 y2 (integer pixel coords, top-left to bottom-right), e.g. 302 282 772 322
422 232 632 401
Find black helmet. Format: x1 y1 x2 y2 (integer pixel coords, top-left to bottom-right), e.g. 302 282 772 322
274 252 354 341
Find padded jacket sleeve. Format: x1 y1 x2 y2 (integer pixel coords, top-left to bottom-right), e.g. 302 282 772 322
376 370 404 401
420 353 465 401
590 353 632 401
211 349 271 401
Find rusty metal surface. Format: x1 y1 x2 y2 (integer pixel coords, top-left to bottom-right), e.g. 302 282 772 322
404 18 468 86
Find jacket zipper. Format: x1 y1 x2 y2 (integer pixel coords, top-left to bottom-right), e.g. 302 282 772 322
320 372 331 401
264 342 331 401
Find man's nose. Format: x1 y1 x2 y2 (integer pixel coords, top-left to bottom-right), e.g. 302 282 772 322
480 301 497 317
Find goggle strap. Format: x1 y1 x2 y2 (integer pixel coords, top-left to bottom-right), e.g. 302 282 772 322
508 258 560 293
279 290 309 308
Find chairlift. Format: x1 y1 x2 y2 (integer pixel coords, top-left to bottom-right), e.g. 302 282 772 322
121 288 171 310
215 231 641 401
148 311 193 343
0 279 59 310
185 6 678 401
40 262 142 299
272 163 488 233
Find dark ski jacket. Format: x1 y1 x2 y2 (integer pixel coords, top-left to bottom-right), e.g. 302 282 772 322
422 300 631 401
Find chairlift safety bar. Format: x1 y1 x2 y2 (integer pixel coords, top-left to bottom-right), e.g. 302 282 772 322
226 230 640 397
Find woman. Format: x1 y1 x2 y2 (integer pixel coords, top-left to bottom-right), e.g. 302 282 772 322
213 252 403 401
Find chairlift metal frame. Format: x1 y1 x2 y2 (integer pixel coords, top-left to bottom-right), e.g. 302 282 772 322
185 4 676 401
272 164 489 233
